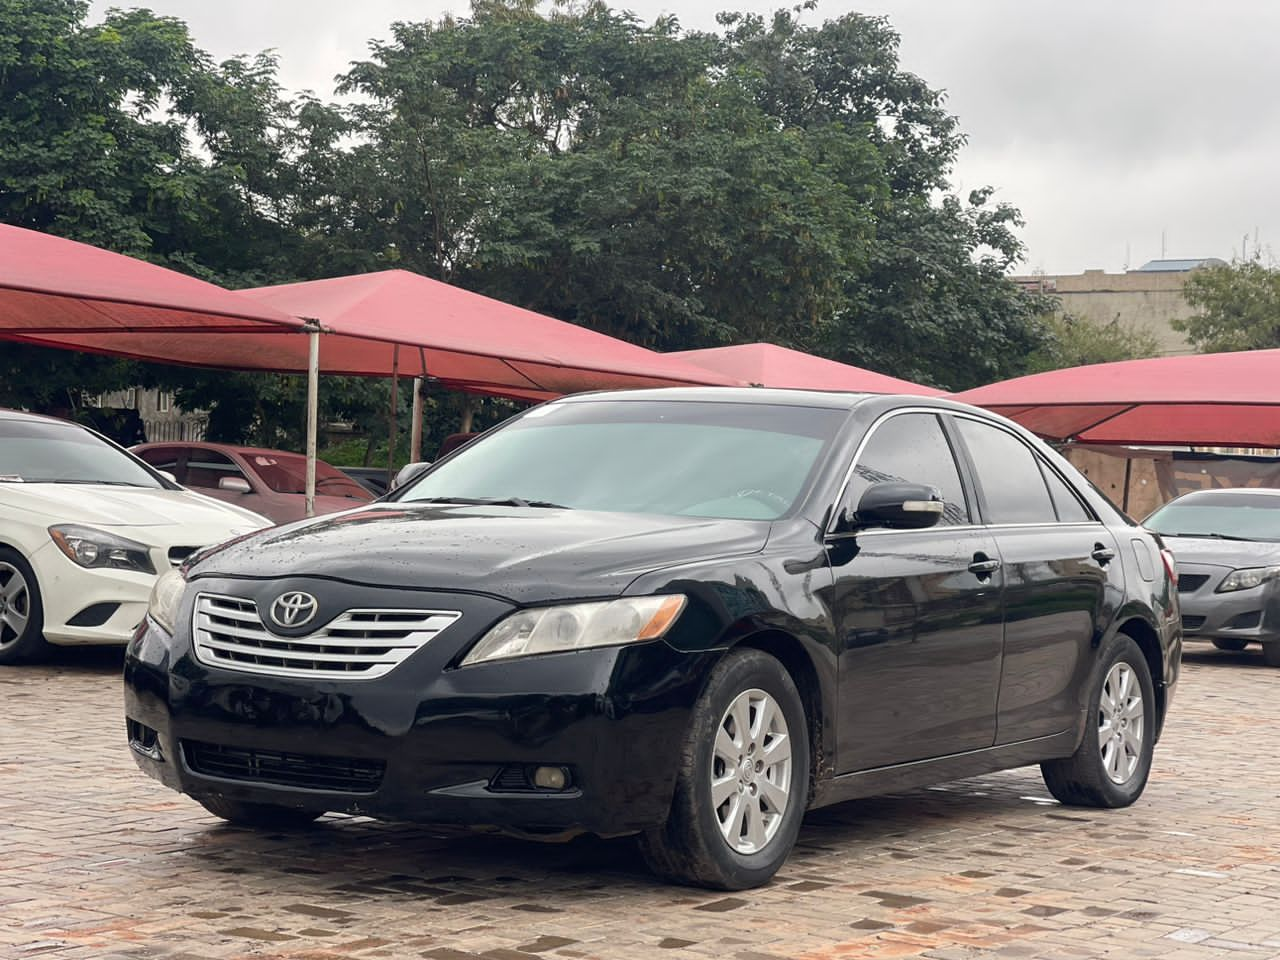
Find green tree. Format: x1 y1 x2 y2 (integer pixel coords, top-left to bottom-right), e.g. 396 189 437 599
1177 257 1280 353
1025 311 1160 374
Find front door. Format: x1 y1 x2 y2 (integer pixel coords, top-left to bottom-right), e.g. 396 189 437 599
830 412 1005 773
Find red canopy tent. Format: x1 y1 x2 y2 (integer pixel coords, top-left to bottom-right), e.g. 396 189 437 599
669 343 945 396
237 270 740 400
954 349 1280 447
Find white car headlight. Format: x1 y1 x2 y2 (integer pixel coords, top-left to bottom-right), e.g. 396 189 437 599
147 568 188 635
461 595 687 666
48 524 155 574
1217 565 1280 593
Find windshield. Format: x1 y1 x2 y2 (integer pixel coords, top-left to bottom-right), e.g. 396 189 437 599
396 400 848 520
0 418 164 488
1145 491 1280 542
245 452 372 500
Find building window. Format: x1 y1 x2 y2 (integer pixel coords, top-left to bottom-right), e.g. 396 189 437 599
125 388 137 409
157 391 172 413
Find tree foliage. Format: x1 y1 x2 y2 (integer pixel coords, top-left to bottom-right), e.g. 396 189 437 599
1025 311 1159 374
1 0 1054 450
1177 257 1280 353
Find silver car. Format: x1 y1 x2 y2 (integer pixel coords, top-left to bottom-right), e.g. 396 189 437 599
1145 488 1280 667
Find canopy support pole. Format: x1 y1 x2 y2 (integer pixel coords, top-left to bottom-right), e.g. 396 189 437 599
387 344 400 486
304 327 320 518
410 377 424 462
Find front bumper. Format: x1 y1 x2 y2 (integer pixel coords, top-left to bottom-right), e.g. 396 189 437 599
1176 562 1280 644
30 541 154 646
123 579 716 838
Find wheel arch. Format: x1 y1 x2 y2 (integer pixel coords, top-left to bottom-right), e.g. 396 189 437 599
1112 615 1166 740
729 629 830 802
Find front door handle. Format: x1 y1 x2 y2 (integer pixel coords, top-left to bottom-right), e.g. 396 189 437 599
1091 543 1116 565
968 553 1001 577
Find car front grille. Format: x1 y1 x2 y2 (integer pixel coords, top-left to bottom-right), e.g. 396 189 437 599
183 740 385 793
192 593 461 680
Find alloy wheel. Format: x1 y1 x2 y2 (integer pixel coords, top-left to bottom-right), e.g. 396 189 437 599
1097 662 1144 784
710 687 792 854
0 561 31 649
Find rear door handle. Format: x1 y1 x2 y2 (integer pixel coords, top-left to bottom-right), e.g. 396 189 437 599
968 553 1002 577
1091 543 1116 565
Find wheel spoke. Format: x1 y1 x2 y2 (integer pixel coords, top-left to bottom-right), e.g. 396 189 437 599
1122 696 1144 721
744 796 767 850
711 773 738 808
759 777 789 814
1097 720 1112 750
714 726 739 766
1116 666 1131 703
0 573 22 602
762 731 791 766
731 697 751 751
1 608 27 636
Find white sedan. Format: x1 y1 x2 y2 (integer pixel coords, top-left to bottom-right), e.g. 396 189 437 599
0 408 269 664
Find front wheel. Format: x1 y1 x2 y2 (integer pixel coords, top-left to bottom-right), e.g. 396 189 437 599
1041 635 1155 808
639 648 809 890
0 548 51 665
196 795 325 829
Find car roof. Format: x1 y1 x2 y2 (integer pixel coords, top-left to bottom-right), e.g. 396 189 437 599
137 440 307 459
0 407 83 427
553 386 961 410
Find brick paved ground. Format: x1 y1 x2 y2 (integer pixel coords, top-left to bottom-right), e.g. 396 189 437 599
2 646 1278 960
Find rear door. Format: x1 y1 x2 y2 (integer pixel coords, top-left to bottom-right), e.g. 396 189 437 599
830 411 1005 772
950 416 1124 743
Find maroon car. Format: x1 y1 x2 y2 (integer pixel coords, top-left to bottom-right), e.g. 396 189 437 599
131 442 372 524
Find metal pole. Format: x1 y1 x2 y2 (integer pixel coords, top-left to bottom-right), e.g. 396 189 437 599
410 377 424 463
386 344 400 486
305 329 320 518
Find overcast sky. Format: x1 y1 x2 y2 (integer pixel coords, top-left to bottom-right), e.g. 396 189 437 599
89 0 1280 275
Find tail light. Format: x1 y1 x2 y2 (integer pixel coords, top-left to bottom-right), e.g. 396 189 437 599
1159 548 1178 586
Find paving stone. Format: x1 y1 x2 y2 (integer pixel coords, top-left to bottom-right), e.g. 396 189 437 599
3 647 1280 960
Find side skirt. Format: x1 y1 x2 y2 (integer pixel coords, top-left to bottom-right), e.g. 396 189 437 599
810 729 1079 810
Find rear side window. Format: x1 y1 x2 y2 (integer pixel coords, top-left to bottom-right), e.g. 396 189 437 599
1042 465 1093 522
844 413 970 525
954 419 1056 524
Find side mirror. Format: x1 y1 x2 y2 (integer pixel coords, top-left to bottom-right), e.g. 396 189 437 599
391 461 431 491
158 470 177 484
218 476 252 494
847 481 945 531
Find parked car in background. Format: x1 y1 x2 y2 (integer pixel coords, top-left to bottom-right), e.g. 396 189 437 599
337 467 392 498
126 389 1179 889
132 443 372 524
1145 487 1280 666
0 410 268 665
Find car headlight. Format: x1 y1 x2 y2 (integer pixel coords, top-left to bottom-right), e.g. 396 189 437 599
1217 565 1280 592
48 524 156 574
147 568 187 635
461 595 687 666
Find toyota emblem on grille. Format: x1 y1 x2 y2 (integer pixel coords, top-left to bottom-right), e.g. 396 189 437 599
269 591 318 628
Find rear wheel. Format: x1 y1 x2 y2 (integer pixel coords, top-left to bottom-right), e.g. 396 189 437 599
196 796 325 829
1041 634 1155 808
0 549 51 665
639 648 809 890
1212 638 1249 652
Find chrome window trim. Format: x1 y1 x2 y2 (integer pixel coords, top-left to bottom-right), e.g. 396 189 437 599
826 406 1099 537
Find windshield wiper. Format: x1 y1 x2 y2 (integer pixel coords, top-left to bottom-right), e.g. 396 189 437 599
1161 531 1255 542
414 496 571 509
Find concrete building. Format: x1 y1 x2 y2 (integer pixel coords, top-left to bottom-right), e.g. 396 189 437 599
94 388 206 443
1012 257 1227 356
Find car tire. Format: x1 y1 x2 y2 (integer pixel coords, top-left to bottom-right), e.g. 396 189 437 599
1212 638 1249 652
1263 643 1280 668
196 795 326 829
1041 634 1155 808
638 647 809 890
0 548 52 665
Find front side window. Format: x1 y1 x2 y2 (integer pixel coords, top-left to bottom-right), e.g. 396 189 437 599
396 400 849 521
842 413 970 525
184 450 251 490
0 420 163 488
955 419 1056 524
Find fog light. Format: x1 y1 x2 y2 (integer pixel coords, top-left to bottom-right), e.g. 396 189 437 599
533 765 569 790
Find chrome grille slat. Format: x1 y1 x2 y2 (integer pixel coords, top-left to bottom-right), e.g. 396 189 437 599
192 593 461 680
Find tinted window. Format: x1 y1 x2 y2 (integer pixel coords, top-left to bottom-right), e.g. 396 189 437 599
844 413 969 525
398 400 848 521
185 450 250 490
0 419 163 488
1042 465 1093 522
136 447 183 474
955 419 1056 524
245 452 371 500
1145 491 1280 542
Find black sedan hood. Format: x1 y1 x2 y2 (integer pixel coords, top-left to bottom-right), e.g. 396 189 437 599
188 503 771 604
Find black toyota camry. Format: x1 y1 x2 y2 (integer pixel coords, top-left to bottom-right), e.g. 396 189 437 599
125 389 1181 889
